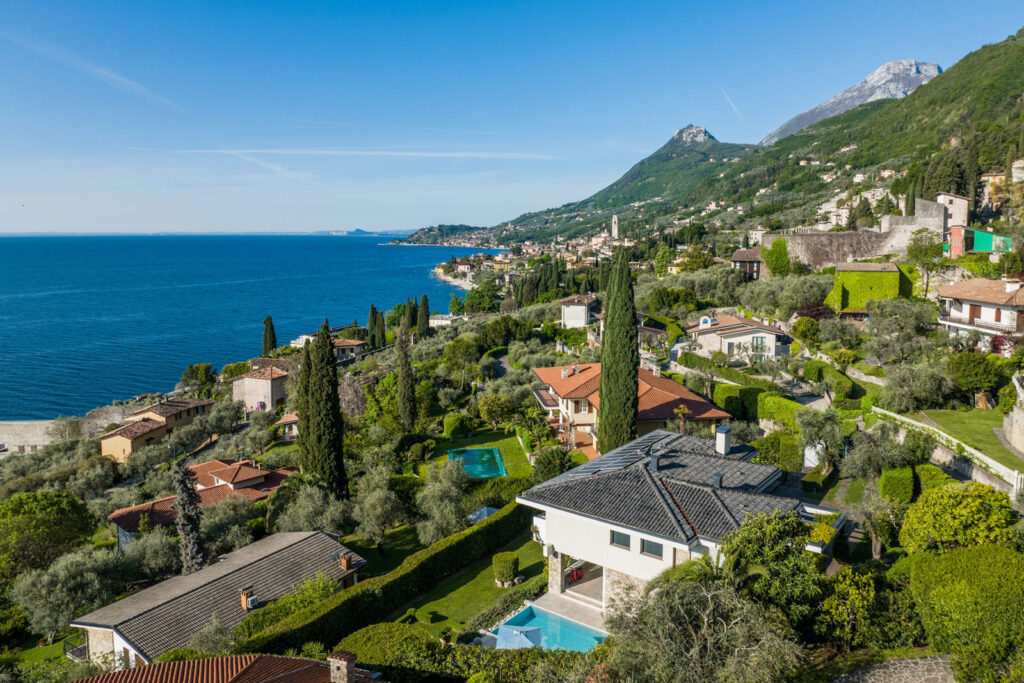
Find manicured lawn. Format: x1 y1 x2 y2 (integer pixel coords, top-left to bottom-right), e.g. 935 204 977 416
387 531 544 637
419 430 531 479
923 409 1024 471
92 525 116 549
843 478 866 505
341 525 423 577
570 449 590 466
18 635 71 664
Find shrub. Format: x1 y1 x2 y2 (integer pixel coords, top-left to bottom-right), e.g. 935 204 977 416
247 503 531 651
914 464 955 494
802 360 854 399
790 340 801 355
809 522 836 545
674 352 778 391
492 552 519 583
878 467 914 504
442 413 471 439
793 316 820 343
235 572 340 640
801 466 831 493
910 545 1024 681
757 392 806 431
712 384 765 422
751 432 802 471
335 622 434 672
899 482 1015 553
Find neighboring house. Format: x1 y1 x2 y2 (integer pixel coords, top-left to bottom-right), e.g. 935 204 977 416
946 226 1015 260
100 399 215 463
935 192 970 230
289 324 356 349
429 313 465 328
532 362 729 460
823 263 913 317
937 277 1024 342
275 411 299 441
70 532 367 667
517 429 842 616
560 294 600 329
729 247 765 281
683 315 787 361
108 460 294 548
333 338 367 361
232 367 288 413
1014 159 1024 184
981 172 1007 205
74 651 383 683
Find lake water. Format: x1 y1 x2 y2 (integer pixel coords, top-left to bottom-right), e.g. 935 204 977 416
0 235 498 419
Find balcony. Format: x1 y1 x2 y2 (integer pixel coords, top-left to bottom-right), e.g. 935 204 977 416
939 314 1017 334
63 631 88 663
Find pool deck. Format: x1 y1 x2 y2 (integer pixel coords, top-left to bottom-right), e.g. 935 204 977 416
530 592 606 632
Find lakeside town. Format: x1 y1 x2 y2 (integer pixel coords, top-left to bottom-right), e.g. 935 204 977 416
7 10 1024 683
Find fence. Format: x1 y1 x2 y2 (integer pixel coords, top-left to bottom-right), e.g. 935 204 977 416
871 406 1024 497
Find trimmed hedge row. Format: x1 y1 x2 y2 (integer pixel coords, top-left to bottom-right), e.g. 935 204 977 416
801 465 833 493
802 360 854 399
915 464 956 493
711 384 765 422
751 432 802 472
757 392 808 432
878 467 914 504
246 502 532 652
675 351 778 391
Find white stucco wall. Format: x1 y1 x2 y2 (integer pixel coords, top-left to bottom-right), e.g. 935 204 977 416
561 304 592 329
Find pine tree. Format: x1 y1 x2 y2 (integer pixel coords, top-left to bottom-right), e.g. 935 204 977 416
396 326 415 433
172 460 207 574
417 294 430 340
300 320 348 497
262 315 277 356
597 250 639 454
367 305 378 349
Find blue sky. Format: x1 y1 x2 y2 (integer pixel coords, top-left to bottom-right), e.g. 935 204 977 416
1 1 1021 234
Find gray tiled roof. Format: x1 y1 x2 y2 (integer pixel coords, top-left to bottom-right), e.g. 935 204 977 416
519 430 796 544
71 532 366 660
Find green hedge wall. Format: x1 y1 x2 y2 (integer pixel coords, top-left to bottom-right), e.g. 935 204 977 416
878 467 914 504
914 464 956 494
757 392 807 431
712 384 765 422
751 432 802 472
802 360 854 399
824 269 904 312
801 465 833 493
246 502 531 652
674 352 778 391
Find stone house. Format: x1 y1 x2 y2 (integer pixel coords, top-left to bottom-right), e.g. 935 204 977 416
231 367 288 413
333 338 367 361
100 398 214 463
728 247 765 281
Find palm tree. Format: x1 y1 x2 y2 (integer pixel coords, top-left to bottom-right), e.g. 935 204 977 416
649 554 768 593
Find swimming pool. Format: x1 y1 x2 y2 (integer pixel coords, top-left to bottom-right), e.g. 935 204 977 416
448 447 507 478
496 605 606 652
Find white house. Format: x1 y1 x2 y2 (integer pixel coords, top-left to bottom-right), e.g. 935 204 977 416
683 314 788 361
937 277 1024 344
517 430 842 617
560 294 599 329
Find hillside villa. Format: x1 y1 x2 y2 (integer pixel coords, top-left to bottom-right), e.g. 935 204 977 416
532 362 729 459
728 247 765 281
231 367 288 414
938 277 1024 343
108 459 294 548
517 429 842 620
683 315 788 361
70 532 366 667
560 294 600 329
275 411 299 441
333 338 367 361
100 399 215 463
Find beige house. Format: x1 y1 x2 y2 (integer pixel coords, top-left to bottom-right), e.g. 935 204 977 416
275 411 299 441
333 338 367 361
937 277 1024 345
232 367 288 413
100 398 214 463
683 315 788 361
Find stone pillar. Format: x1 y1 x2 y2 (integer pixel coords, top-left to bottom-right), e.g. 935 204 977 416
327 651 356 683
547 545 564 594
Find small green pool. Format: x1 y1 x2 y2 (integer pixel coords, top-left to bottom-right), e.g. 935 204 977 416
448 447 507 478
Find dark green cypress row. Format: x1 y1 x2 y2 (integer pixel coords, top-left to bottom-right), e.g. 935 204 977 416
367 305 378 349
403 298 416 331
262 315 277 356
597 250 639 454
396 326 415 433
296 342 312 465
303 321 348 497
417 294 430 340
172 461 207 574
376 309 386 347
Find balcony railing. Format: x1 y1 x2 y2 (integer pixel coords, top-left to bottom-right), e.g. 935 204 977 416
939 315 1016 333
63 631 88 662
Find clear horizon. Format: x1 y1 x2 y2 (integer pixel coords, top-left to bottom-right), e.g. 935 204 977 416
1 1 1022 234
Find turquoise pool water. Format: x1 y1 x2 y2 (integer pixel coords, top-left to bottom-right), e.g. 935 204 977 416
497 606 606 652
448 447 507 478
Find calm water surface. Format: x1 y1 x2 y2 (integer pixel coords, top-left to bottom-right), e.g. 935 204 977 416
0 235 497 419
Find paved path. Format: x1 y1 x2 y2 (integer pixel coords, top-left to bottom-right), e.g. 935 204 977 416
495 354 512 378
831 655 953 683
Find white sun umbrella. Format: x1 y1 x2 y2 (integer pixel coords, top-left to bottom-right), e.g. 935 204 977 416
495 624 543 649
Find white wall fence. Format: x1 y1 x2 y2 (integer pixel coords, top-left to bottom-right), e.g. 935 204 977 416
871 406 1024 498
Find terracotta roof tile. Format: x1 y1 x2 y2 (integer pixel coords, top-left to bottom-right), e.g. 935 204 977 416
129 398 215 418
333 338 367 348
730 246 762 262
937 278 1024 306
100 418 163 441
233 367 288 382
683 314 785 337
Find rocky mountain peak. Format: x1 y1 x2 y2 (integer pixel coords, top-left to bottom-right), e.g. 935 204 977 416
672 124 716 146
760 59 942 146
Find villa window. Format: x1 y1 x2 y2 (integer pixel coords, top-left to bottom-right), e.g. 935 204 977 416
641 539 663 559
610 530 630 549
751 336 766 352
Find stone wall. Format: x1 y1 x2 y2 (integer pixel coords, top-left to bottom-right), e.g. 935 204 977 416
1005 404 1024 454
604 567 646 608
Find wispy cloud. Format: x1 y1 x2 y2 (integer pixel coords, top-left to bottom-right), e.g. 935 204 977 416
179 148 561 160
226 151 312 181
721 89 742 120
0 32 177 109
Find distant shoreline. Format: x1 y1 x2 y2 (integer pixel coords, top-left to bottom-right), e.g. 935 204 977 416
431 270 475 291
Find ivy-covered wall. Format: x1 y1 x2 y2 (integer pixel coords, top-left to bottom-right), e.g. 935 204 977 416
824 266 913 312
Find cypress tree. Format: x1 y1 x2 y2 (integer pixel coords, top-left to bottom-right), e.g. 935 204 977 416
597 250 639 454
404 298 416 331
377 309 387 347
301 320 348 497
172 461 207 574
396 326 416 433
262 315 277 356
417 294 430 340
1008 146 1017 183
367 305 378 349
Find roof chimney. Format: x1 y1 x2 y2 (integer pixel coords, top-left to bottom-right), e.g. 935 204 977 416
712 472 723 489
327 651 357 683
561 367 569 379
1005 277 1022 293
715 425 732 456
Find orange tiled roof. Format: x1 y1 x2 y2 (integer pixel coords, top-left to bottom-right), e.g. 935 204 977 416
100 418 163 441
206 462 266 485
74 654 382 682
129 398 215 418
333 338 367 348
233 367 288 381
275 411 298 426
190 459 238 487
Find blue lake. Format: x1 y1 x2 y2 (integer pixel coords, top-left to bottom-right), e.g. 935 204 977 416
0 235 498 419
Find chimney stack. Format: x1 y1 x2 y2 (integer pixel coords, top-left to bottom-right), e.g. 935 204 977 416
712 472 723 489
715 425 732 456
327 651 357 683
240 587 256 611
561 367 569 379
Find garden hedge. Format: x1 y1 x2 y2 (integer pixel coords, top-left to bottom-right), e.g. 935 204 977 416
756 392 807 431
800 465 832 493
802 360 854 399
246 502 532 652
878 467 914 504
492 552 519 583
674 351 778 391
914 464 955 494
443 413 472 439
711 384 765 422
751 432 802 471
